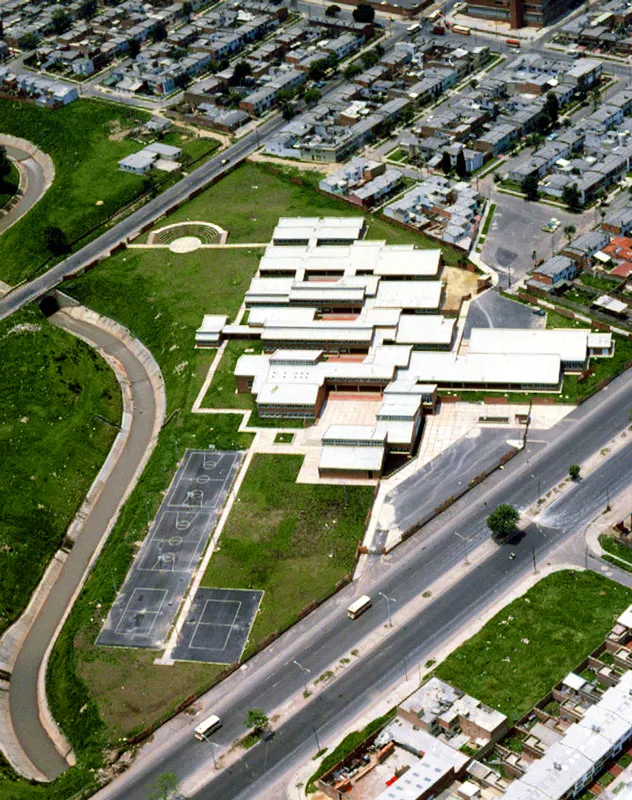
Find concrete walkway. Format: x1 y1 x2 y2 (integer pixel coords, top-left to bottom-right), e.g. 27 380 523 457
0 307 166 781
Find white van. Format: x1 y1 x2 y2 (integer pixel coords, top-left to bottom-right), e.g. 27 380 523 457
347 595 372 620
194 714 222 741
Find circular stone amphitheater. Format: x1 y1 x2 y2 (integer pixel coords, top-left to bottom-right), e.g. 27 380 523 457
149 221 228 252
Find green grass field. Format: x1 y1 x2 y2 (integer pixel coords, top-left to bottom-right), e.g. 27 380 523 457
0 306 120 635
142 162 463 265
435 570 632 723
0 99 217 285
0 160 19 209
201 454 374 650
600 535 632 573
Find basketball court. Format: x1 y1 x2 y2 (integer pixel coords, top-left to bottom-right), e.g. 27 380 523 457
172 587 263 664
97 450 243 650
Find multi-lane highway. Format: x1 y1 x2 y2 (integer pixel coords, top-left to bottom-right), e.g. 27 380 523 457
95 367 632 800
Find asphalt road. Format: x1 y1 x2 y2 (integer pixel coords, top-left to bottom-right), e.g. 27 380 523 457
0 144 47 236
96 367 632 800
9 311 161 779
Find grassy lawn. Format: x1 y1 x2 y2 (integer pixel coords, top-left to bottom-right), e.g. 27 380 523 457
386 146 409 163
142 162 464 266
481 202 496 238
545 310 590 329
0 306 120 635
0 160 19 209
561 334 632 402
435 570 632 723
0 99 217 285
600 535 632 572
201 454 374 651
203 340 263 410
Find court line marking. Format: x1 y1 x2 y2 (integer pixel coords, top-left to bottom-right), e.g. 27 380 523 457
114 587 168 636
186 599 241 651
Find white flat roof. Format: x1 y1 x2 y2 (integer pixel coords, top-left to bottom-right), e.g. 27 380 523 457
262 327 374 343
375 281 443 311
248 307 317 326
375 247 441 277
273 216 364 243
396 315 455 346
404 351 562 387
469 328 590 363
617 604 632 629
257 381 322 406
269 349 322 363
318 444 385 472
196 314 228 333
323 424 385 443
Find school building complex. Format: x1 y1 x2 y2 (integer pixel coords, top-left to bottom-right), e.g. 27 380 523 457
196 217 614 479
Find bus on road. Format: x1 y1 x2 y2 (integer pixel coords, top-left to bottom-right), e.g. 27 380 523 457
347 595 372 620
194 715 222 741
452 24 471 34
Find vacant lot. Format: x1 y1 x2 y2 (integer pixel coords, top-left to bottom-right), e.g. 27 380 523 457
0 306 120 635
435 570 632 722
142 161 463 265
202 454 374 649
0 99 217 284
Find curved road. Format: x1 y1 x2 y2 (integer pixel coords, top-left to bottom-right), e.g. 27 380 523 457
0 142 50 236
8 310 162 779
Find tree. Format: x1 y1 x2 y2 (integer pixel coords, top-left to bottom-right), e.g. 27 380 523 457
562 183 582 212
128 38 141 59
563 224 576 244
232 59 251 85
245 708 269 735
148 772 179 800
44 226 70 256
521 174 539 202
486 504 520 540
361 48 380 69
344 62 363 80
51 8 72 35
308 58 329 82
569 464 581 480
182 1 193 19
455 148 467 179
440 151 451 176
304 87 322 105
326 3 341 15
544 91 559 126
353 2 375 23
0 146 11 185
151 20 168 43
21 32 39 50
591 86 601 110
78 0 98 19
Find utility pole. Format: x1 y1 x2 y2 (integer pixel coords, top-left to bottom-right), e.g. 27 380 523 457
454 531 470 565
378 592 396 627
532 545 537 574
312 725 321 752
293 659 311 695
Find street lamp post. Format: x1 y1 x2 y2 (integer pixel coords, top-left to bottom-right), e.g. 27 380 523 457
454 531 470 565
312 725 321 753
202 735 221 769
293 659 311 695
378 591 396 627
